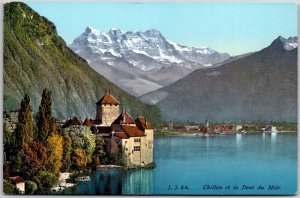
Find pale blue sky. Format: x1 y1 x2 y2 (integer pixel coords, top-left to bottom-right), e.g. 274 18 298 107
27 2 297 55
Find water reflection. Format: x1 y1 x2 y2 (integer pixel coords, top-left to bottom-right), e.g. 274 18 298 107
122 170 153 195
96 171 122 194
236 133 242 150
271 132 277 152
271 132 277 143
57 133 297 195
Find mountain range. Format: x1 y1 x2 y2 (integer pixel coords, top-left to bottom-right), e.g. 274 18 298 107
3 2 161 124
69 27 230 96
4 2 297 124
140 36 298 123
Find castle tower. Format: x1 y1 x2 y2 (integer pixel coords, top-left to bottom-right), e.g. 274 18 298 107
96 93 120 126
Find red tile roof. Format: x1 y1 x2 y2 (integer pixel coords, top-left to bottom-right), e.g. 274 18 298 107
9 176 24 184
112 112 135 125
121 125 145 138
114 132 129 139
62 116 82 128
135 116 153 130
96 93 120 105
82 117 92 127
112 124 145 139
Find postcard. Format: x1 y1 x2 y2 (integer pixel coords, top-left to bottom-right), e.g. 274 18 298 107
2 1 298 196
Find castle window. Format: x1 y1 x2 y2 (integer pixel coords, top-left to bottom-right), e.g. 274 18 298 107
134 138 141 143
134 146 140 151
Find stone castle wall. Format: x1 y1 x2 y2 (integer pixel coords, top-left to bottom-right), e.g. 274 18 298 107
96 104 119 126
122 129 153 167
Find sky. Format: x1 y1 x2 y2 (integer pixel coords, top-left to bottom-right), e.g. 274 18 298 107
27 2 297 55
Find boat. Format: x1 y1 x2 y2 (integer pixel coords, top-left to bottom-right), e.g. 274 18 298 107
76 176 90 182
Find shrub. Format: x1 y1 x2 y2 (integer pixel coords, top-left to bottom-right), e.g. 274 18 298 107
35 171 58 194
3 179 20 194
25 180 37 194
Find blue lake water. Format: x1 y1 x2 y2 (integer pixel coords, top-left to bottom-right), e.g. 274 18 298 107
58 133 297 195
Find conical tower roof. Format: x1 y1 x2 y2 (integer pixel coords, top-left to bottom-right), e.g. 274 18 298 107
112 111 135 125
96 93 120 105
82 117 92 127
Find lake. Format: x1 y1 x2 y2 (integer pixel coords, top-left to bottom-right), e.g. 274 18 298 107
57 133 297 195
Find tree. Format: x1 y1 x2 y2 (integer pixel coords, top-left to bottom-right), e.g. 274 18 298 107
36 89 55 144
20 142 48 178
10 152 22 176
71 148 88 171
46 133 63 174
25 180 38 194
61 132 72 172
92 136 106 167
4 127 13 146
35 171 58 194
15 94 33 147
65 126 96 163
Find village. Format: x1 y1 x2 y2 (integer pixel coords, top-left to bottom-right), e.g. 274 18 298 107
158 120 296 135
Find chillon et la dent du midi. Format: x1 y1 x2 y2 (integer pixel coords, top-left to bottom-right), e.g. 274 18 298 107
63 92 154 167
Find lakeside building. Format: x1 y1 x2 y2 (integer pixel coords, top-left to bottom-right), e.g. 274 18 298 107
9 176 25 194
62 93 154 167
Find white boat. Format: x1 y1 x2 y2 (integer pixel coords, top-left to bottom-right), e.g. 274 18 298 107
76 176 90 182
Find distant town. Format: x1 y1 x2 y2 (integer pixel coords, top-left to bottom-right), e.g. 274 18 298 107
156 120 297 136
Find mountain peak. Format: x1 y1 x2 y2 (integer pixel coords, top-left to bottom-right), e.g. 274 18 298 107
70 26 231 71
109 28 123 35
272 36 298 51
85 26 101 35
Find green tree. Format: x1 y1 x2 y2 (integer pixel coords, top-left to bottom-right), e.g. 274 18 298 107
15 94 34 147
4 127 13 146
65 126 95 163
10 153 22 176
36 89 55 144
71 148 88 171
61 132 72 172
92 136 106 168
35 171 58 194
25 180 38 194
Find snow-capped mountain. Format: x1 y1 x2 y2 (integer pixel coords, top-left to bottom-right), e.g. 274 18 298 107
278 36 298 50
70 26 230 71
69 26 231 96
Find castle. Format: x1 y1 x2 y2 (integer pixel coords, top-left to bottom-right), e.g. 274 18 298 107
81 93 154 167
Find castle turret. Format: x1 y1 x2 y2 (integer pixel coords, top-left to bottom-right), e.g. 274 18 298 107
96 93 120 126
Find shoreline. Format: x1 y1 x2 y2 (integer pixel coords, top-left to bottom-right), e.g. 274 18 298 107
154 130 297 137
51 172 76 192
